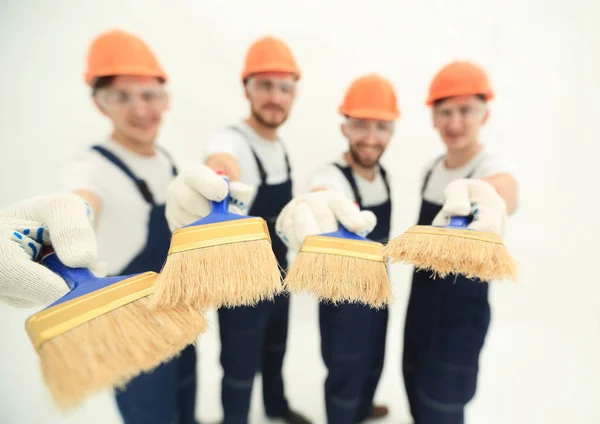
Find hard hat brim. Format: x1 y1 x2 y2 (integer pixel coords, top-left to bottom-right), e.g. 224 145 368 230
340 108 400 121
85 65 168 85
426 89 494 106
241 65 301 82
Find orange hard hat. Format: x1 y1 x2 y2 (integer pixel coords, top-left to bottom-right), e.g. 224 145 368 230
426 61 494 106
339 74 400 121
241 36 301 81
84 29 167 85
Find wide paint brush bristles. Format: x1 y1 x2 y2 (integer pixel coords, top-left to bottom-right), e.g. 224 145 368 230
285 252 391 308
284 235 392 308
154 240 282 309
36 296 207 411
382 228 518 282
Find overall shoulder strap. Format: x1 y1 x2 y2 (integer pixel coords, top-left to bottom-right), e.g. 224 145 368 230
378 164 391 198
332 163 362 207
465 153 488 179
91 145 155 205
421 154 445 196
279 141 292 175
155 145 178 176
228 125 291 183
228 125 267 183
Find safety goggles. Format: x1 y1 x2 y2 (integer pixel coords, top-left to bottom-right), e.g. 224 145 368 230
248 77 296 98
433 104 485 122
346 118 394 139
97 86 168 110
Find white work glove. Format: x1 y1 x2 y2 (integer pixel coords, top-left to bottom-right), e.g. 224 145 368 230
0 193 104 308
432 178 507 237
275 190 377 251
165 166 255 232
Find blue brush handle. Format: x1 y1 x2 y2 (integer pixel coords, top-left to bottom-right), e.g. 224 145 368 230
41 251 96 291
183 174 248 228
447 216 469 228
40 250 132 308
319 224 369 241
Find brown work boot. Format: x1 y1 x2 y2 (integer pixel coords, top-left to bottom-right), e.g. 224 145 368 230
369 404 389 420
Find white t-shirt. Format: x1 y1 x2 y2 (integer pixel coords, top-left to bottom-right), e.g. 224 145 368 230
422 147 518 205
60 138 176 275
202 121 289 209
307 155 390 207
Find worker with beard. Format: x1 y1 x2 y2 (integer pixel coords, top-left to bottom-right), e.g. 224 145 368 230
302 74 400 423
201 36 311 424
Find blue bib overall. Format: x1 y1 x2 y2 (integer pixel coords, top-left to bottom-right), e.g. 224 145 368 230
402 157 490 424
217 128 293 424
319 163 392 424
91 146 198 424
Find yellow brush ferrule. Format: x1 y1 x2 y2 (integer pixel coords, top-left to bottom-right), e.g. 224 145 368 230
168 217 271 255
25 272 157 351
300 235 385 262
405 225 504 245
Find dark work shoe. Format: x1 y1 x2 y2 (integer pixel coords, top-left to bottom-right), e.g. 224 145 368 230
270 410 312 424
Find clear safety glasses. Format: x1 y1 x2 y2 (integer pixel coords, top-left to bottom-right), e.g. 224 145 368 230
346 118 394 139
248 78 296 99
433 104 485 122
97 86 168 110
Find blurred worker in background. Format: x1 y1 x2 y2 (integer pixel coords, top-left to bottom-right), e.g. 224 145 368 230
0 29 250 424
402 61 519 423
60 29 200 424
166 35 311 424
301 74 399 423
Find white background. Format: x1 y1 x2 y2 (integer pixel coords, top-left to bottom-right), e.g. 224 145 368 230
1 0 599 423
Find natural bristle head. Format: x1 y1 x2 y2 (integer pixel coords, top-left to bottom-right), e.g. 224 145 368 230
300 235 384 262
284 251 392 308
405 225 504 245
152 239 283 310
382 230 518 282
25 272 157 351
37 297 207 411
168 217 271 255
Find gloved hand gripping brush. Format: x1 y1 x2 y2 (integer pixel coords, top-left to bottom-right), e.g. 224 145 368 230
382 179 518 282
152 170 282 310
25 250 208 411
276 191 392 308
0 193 207 411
